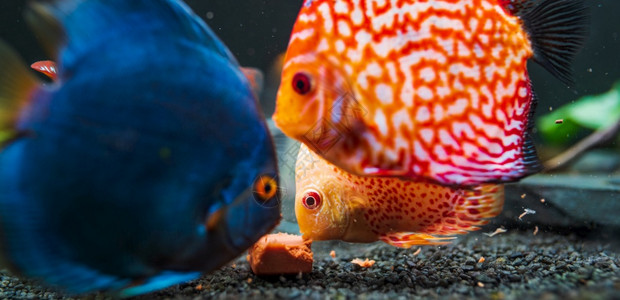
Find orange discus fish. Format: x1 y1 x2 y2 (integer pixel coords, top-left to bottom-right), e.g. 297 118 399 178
274 0 588 185
295 144 504 248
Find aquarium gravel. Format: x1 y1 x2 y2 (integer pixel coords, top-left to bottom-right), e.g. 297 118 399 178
1 229 618 300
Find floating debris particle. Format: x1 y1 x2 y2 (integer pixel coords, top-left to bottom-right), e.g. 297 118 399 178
413 248 422 256
195 284 203 291
540 198 545 203
555 119 564 124
297 272 303 280
330 250 336 258
247 278 253 284
484 227 507 237
534 226 539 236
519 208 537 220
478 257 485 263
351 258 376 268
231 263 236 269
478 282 485 287
520 193 526 199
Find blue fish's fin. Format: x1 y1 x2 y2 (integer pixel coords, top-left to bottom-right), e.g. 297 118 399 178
26 0 239 65
241 67 265 100
119 271 201 298
510 0 588 86
0 146 198 296
0 41 40 146
0 144 128 294
0 162 198 297
24 2 65 59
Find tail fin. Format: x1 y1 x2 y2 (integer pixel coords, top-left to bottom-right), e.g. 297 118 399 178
516 0 589 86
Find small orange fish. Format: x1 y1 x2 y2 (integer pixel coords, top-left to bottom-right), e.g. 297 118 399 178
295 144 504 248
274 0 588 186
30 60 57 80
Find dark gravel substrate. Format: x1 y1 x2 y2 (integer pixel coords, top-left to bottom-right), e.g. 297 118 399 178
2 229 619 300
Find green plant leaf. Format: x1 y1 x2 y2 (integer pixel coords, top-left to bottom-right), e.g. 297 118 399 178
538 81 620 145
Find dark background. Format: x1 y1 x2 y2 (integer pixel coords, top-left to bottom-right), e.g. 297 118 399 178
1 0 618 119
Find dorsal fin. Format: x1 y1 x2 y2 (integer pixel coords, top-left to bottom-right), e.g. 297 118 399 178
24 2 66 59
24 0 240 66
508 0 589 86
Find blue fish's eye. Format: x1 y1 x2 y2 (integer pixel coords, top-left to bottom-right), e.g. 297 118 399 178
292 72 313 95
253 175 278 202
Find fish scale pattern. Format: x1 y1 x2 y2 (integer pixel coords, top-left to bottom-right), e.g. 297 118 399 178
283 0 536 185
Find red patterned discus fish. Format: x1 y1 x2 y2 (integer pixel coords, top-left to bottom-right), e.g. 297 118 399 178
295 144 504 248
274 0 588 185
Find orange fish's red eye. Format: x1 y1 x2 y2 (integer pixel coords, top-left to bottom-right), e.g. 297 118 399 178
253 175 278 202
292 72 312 95
302 190 321 210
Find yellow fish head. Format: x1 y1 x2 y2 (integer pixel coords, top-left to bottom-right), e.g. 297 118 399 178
294 144 351 241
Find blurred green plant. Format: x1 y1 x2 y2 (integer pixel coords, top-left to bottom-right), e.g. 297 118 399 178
0 130 11 143
538 81 620 145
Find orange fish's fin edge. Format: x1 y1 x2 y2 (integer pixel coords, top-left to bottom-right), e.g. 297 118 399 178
240 67 264 100
422 184 505 237
458 184 505 221
379 233 455 248
0 41 40 146
517 0 589 86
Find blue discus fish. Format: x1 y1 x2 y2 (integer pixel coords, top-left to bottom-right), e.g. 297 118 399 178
0 0 280 296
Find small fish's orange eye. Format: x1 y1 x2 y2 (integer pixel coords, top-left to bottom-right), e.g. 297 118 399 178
292 72 312 95
253 175 278 202
302 190 321 210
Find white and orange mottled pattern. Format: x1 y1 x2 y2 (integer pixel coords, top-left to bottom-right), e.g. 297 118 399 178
294 144 504 248
274 0 539 186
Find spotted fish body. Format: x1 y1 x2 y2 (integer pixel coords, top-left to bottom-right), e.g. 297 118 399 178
295 144 504 248
274 0 587 185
